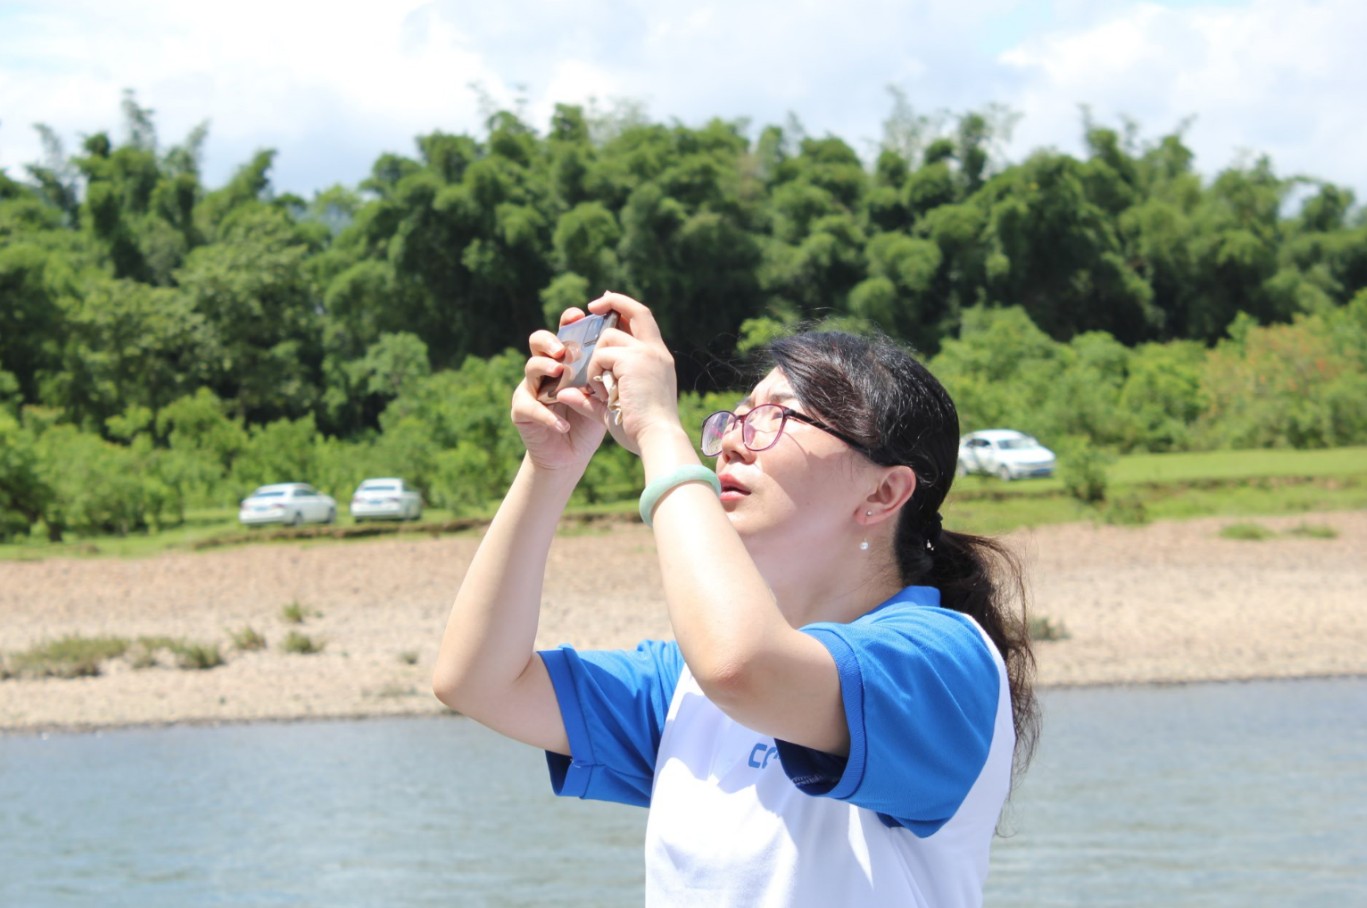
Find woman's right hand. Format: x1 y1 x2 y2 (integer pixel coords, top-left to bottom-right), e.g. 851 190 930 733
513 308 608 473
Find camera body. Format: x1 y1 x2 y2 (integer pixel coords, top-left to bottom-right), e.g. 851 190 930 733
538 312 619 403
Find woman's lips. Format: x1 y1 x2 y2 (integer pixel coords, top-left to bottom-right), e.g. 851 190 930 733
718 473 749 503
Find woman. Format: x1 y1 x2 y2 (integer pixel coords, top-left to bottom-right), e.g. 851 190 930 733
433 293 1038 907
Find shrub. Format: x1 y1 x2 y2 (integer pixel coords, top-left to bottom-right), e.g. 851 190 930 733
127 636 225 670
0 410 53 541
231 626 268 651
6 635 130 679
1103 495 1150 526
129 635 179 668
282 631 324 655
230 415 321 495
1028 616 1071 642
171 641 224 670
1286 523 1338 539
1057 437 1114 505
1219 522 1275 541
32 426 183 538
280 602 310 624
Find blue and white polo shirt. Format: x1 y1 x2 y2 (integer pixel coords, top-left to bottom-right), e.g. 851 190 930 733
541 585 1015 907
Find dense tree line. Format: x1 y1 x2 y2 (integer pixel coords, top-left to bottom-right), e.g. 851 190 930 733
1 91 1365 539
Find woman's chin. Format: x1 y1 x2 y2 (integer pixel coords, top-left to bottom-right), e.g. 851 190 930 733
723 507 751 535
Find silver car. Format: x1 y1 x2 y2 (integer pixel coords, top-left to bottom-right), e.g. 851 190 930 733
349 478 423 522
238 483 338 526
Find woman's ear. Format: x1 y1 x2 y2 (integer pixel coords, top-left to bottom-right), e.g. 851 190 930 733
859 465 917 524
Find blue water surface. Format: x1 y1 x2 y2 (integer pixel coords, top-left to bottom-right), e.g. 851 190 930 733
1 677 1362 907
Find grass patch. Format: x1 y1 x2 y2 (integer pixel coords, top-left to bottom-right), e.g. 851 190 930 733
170 641 224 670
0 505 486 560
3 635 130 679
1217 521 1340 542
372 683 418 699
280 602 317 625
1 634 225 678
121 635 226 670
1101 495 1150 526
2 447 1364 558
1109 446 1367 485
128 635 180 668
946 471 1367 535
231 626 268 651
281 631 325 655
1286 522 1339 539
1028 616 1071 642
1219 522 1276 541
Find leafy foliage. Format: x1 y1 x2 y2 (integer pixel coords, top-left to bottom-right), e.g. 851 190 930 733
1 93 1365 542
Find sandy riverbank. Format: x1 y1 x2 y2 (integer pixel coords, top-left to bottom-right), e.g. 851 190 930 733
1 510 1363 734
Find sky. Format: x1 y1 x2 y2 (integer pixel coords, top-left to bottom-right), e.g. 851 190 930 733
1 0 1363 206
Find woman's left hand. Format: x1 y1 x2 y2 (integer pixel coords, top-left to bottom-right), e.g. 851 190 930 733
582 293 681 456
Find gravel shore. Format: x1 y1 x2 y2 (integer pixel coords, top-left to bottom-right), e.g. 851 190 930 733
2 510 1363 734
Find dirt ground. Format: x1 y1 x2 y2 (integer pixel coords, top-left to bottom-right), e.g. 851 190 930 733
1 509 1364 734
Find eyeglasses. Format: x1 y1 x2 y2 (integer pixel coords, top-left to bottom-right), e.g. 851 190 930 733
700 403 874 459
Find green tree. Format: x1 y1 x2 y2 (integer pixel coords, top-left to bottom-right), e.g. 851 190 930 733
1117 340 1206 452
849 232 943 350
48 278 210 430
0 242 72 405
230 415 324 494
156 388 249 506
931 305 1060 433
1183 158 1286 339
176 204 324 423
976 151 1161 343
1196 306 1367 449
552 201 622 294
0 411 53 539
32 422 180 537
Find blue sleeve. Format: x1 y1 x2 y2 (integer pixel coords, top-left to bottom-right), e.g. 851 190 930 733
539 640 684 808
775 603 1003 836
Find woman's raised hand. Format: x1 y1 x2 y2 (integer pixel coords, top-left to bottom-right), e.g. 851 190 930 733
583 293 681 456
514 293 681 466
512 307 609 472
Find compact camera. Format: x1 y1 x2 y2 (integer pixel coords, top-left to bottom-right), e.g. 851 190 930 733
538 312 619 404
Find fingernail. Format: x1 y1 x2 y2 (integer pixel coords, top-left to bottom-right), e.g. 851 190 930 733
555 418 570 433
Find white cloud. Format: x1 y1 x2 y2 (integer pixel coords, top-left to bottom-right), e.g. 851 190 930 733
0 0 509 190
1 0 1363 202
1001 0 1367 193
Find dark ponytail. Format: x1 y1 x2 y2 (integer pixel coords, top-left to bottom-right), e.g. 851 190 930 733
768 329 1039 774
920 528 1038 772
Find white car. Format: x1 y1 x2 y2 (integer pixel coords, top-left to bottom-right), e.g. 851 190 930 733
957 430 1056 481
349 478 423 522
239 483 337 526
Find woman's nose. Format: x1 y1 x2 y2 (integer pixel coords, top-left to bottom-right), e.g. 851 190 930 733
716 418 755 463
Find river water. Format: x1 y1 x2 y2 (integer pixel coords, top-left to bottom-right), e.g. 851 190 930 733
1 677 1362 906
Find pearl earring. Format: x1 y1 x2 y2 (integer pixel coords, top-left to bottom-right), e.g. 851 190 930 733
859 511 873 550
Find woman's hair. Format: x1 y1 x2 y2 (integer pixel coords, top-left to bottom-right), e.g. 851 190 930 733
764 329 1039 773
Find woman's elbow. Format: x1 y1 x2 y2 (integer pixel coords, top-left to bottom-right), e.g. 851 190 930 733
690 655 757 713
431 666 471 712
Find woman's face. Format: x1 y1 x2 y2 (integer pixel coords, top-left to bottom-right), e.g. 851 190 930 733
712 369 878 558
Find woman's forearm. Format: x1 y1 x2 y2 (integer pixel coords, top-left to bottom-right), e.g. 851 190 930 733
636 429 789 685
636 425 848 754
432 455 579 721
